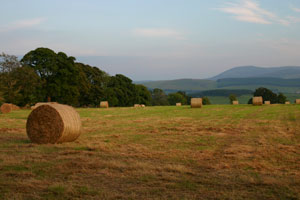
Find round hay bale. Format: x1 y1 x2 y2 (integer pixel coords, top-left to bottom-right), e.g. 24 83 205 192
26 103 82 144
0 103 12 114
253 97 263 106
176 103 182 106
295 99 300 104
191 98 202 108
31 102 57 110
100 101 109 108
285 101 290 105
264 101 271 105
134 104 141 108
232 101 239 105
141 104 145 107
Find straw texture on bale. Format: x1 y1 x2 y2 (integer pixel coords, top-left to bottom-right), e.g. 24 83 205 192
232 101 239 105
176 103 182 106
26 103 82 144
31 102 57 110
285 101 290 105
253 97 263 106
264 101 271 105
0 103 12 114
100 101 109 108
191 98 202 108
295 99 300 104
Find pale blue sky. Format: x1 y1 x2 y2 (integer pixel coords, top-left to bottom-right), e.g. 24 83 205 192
1 0 300 80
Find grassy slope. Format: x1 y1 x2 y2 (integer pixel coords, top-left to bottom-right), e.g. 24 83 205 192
0 106 300 199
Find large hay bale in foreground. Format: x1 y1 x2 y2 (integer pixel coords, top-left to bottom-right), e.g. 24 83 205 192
285 101 290 105
26 103 82 144
253 97 263 106
31 102 57 110
176 103 182 106
191 98 202 108
264 101 271 105
295 99 300 104
100 101 109 108
0 103 12 114
232 101 239 105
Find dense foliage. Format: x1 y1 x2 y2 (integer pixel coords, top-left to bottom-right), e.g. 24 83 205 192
248 87 288 104
229 94 237 104
0 48 152 107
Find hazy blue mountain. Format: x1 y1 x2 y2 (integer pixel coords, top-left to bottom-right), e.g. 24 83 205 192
140 79 216 91
210 66 300 80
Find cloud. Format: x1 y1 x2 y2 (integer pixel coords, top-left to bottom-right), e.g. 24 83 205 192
133 28 185 40
218 0 294 25
0 18 46 32
291 6 300 13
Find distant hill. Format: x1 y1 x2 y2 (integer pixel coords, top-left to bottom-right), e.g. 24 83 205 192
140 66 300 94
140 79 216 91
210 66 300 80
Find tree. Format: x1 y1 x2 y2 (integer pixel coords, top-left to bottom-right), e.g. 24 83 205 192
168 92 187 105
134 84 152 106
76 63 109 107
151 88 169 106
202 96 211 105
13 66 43 106
229 94 237 104
253 87 277 104
21 48 81 105
0 53 22 103
277 93 287 104
104 74 136 107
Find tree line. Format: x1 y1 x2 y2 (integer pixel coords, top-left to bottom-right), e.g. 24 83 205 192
0 48 191 107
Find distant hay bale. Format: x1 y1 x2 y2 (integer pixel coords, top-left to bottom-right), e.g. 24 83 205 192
285 101 290 105
176 103 182 106
0 103 12 114
295 99 300 104
191 98 202 108
31 102 57 110
134 104 141 108
264 101 271 105
100 101 109 108
141 104 145 108
232 101 239 105
253 97 263 106
26 103 82 144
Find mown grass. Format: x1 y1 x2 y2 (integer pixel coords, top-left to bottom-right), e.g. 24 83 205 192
0 105 299 199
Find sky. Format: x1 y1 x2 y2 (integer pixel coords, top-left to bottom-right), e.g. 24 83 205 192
1 0 300 81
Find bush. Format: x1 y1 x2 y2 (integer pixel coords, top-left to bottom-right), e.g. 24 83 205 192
202 97 211 105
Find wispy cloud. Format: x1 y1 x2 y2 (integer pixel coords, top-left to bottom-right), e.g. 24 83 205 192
133 28 186 40
217 0 293 25
0 18 46 32
291 5 300 13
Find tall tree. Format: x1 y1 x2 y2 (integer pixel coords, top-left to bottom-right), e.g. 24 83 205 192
21 48 80 105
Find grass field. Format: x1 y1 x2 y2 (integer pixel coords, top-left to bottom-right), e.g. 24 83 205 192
0 105 300 199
